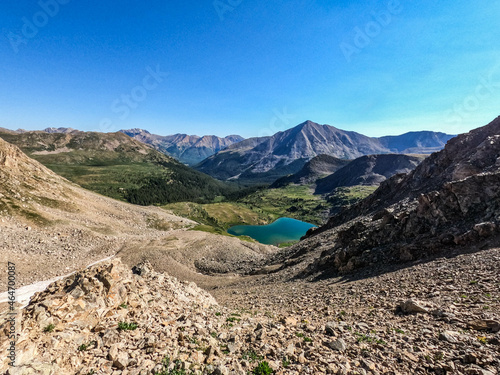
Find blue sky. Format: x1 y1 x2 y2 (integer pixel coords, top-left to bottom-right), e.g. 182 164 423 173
0 0 498 138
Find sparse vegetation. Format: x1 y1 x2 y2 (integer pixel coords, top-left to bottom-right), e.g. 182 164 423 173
242 350 263 363
118 322 138 331
154 356 193 375
355 333 386 345
252 361 274 375
43 324 55 333
477 336 488 345
326 185 378 213
77 341 96 351
282 358 290 368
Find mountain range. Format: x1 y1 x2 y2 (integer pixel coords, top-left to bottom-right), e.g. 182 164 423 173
0 127 245 166
0 135 270 299
0 130 235 205
120 128 244 165
195 120 454 184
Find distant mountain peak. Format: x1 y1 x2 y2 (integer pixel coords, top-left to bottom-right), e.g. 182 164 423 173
119 129 244 165
43 127 78 134
195 121 455 184
122 128 151 135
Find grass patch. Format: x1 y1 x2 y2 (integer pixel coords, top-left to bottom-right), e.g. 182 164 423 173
326 185 378 213
239 184 327 225
154 356 194 375
278 241 298 248
118 322 138 331
355 332 386 345
18 209 52 226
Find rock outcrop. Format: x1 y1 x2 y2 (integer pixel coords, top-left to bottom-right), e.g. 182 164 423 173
0 259 223 374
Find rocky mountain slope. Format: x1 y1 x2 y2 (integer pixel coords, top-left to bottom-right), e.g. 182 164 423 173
2 246 499 374
314 154 425 194
120 128 244 165
0 130 235 205
270 154 350 188
281 116 500 277
195 121 453 184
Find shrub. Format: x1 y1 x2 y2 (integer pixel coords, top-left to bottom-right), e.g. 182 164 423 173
253 361 274 375
43 324 55 333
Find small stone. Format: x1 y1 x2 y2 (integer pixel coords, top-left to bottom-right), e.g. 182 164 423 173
298 353 306 364
325 322 336 336
328 338 347 352
213 365 229 375
69 286 85 299
227 342 238 353
113 352 129 369
467 320 500 332
362 359 376 371
439 331 459 343
400 299 429 314
281 316 298 326
463 353 477 364
255 328 266 341
108 344 120 362
402 351 419 362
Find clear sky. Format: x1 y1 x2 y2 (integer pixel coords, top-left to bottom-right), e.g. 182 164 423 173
0 0 498 138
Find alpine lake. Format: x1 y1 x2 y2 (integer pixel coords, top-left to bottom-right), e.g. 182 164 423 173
227 217 316 246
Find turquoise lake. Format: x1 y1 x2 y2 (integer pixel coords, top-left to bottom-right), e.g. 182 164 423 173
227 217 316 245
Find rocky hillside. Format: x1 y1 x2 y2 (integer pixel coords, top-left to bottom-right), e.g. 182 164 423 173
314 154 425 194
0 130 176 164
0 137 272 291
270 154 350 188
2 249 499 374
195 121 453 184
0 130 236 205
121 128 244 165
287 116 500 276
